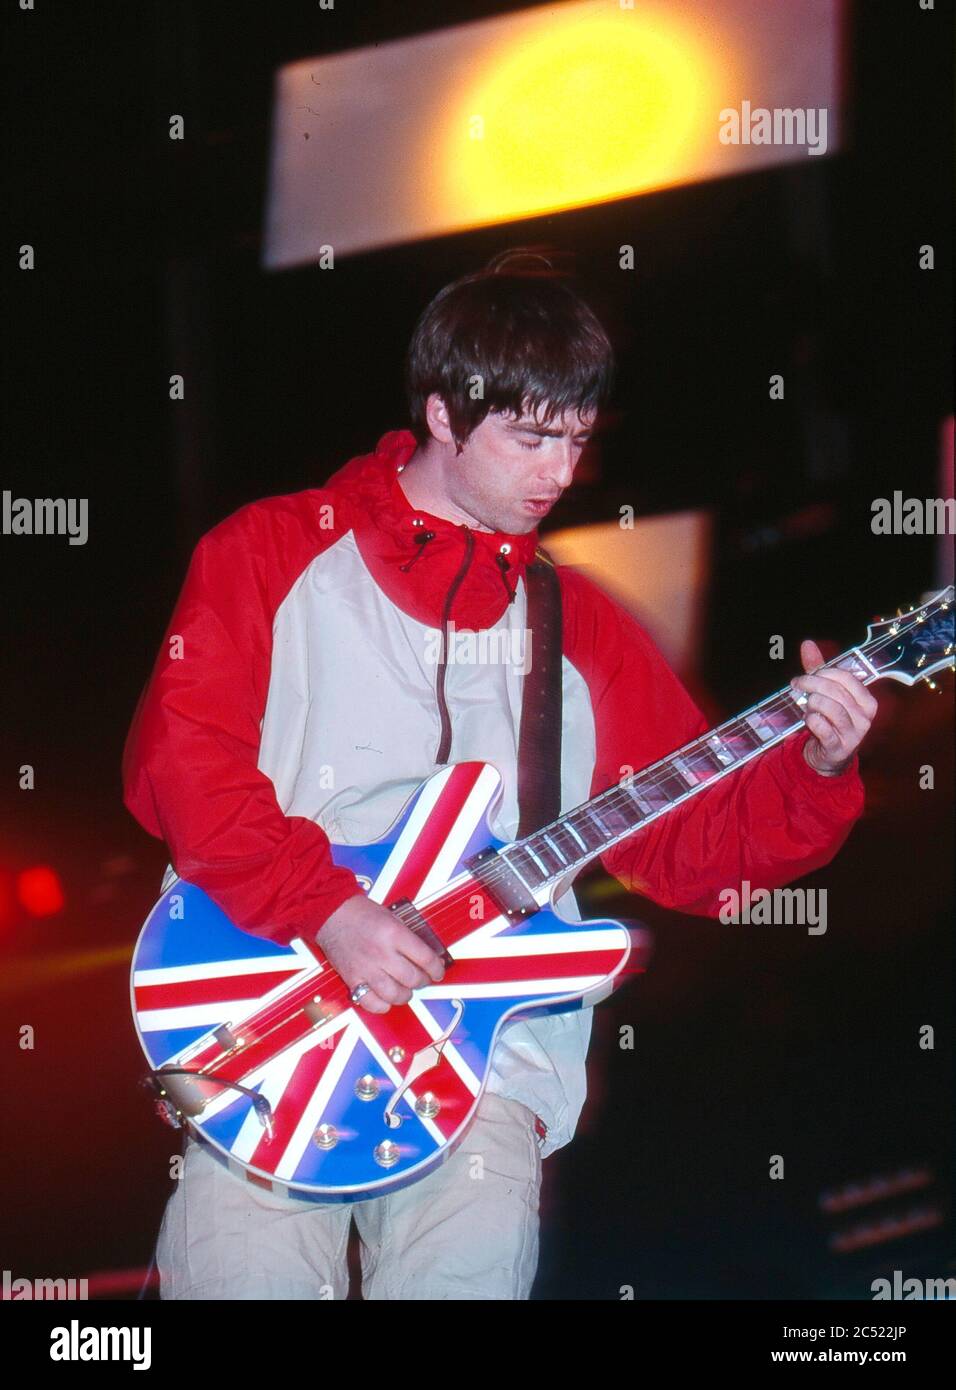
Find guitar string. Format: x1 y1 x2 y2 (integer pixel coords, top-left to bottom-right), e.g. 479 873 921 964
181 604 952 1074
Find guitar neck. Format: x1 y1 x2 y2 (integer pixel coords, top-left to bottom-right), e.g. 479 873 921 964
500 642 881 894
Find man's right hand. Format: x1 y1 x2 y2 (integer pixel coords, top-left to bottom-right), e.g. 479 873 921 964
315 893 445 1014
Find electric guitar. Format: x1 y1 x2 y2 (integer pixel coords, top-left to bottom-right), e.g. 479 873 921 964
131 587 954 1201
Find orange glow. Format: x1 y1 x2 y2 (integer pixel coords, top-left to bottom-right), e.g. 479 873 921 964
441 5 720 226
17 866 65 917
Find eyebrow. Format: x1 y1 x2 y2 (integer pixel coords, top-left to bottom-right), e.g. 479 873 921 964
506 422 594 439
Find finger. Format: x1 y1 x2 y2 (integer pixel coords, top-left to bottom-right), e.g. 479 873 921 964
394 926 446 983
792 671 876 725
368 969 414 1007
384 951 432 992
800 638 825 674
355 988 392 1016
793 666 878 721
804 706 859 766
804 690 855 740
803 684 872 743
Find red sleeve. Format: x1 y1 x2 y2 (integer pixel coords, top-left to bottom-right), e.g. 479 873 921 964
122 499 366 945
560 567 865 917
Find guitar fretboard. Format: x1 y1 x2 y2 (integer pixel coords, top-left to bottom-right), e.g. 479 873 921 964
499 646 877 894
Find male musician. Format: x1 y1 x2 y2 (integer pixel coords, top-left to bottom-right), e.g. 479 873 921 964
123 250 877 1299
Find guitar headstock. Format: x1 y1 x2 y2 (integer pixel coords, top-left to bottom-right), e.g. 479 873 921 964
862 586 955 687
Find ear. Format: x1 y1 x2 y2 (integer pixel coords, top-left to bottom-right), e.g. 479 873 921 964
424 393 454 445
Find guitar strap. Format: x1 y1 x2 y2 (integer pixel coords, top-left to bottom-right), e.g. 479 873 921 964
516 548 563 838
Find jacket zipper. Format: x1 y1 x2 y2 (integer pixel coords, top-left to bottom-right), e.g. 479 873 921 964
435 528 475 763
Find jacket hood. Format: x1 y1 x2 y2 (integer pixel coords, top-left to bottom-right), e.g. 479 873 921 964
324 429 541 630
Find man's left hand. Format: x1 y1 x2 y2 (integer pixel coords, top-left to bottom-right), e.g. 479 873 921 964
791 639 879 776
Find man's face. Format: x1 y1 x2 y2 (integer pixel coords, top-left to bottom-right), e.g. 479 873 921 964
442 402 596 535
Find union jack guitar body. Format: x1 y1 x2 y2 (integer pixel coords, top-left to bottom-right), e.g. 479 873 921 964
132 760 638 1202
130 587 954 1202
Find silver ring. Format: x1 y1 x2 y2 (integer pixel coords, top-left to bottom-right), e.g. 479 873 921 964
350 981 371 1003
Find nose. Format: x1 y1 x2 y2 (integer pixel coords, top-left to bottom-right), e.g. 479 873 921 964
542 439 578 490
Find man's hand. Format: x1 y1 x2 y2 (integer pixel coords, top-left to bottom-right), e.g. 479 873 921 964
315 894 445 1014
791 639 878 776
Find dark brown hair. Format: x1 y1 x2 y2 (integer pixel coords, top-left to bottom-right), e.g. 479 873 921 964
405 247 615 452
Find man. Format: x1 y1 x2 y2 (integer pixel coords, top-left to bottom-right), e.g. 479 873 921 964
122 249 876 1300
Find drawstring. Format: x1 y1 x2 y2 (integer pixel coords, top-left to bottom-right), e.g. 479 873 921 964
496 545 516 604
401 522 517 604
400 519 436 572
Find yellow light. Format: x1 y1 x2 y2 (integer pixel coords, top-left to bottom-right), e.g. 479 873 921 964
441 5 719 224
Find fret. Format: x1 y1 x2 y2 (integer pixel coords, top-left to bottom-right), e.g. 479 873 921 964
719 719 764 756
523 843 549 877
841 648 877 680
648 767 688 801
746 696 805 743
502 844 545 891
549 822 584 863
774 691 808 723
686 747 725 779
541 831 569 866
707 733 736 766
529 835 566 876
594 796 637 837
629 779 668 811
744 711 777 742
673 749 724 785
672 756 699 787
619 783 655 811
562 820 588 853
566 808 605 853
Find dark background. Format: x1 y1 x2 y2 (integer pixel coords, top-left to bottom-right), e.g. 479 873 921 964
1 0 952 1299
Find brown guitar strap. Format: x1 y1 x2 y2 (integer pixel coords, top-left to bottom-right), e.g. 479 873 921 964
517 548 563 838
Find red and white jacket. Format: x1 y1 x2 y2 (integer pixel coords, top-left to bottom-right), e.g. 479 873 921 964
123 429 865 1156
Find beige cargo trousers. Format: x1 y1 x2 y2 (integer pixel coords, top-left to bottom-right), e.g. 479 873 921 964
157 1090 544 1300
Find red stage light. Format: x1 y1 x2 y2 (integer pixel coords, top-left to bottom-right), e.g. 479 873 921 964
0 872 13 927
16 866 65 917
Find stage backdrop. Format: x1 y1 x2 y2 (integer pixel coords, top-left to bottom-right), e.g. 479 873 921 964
263 0 843 267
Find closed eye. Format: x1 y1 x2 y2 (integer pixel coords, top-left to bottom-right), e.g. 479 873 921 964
518 440 543 451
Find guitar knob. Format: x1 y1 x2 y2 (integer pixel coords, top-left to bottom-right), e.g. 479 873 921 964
415 1091 440 1119
355 1074 380 1101
374 1140 400 1169
312 1123 338 1150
